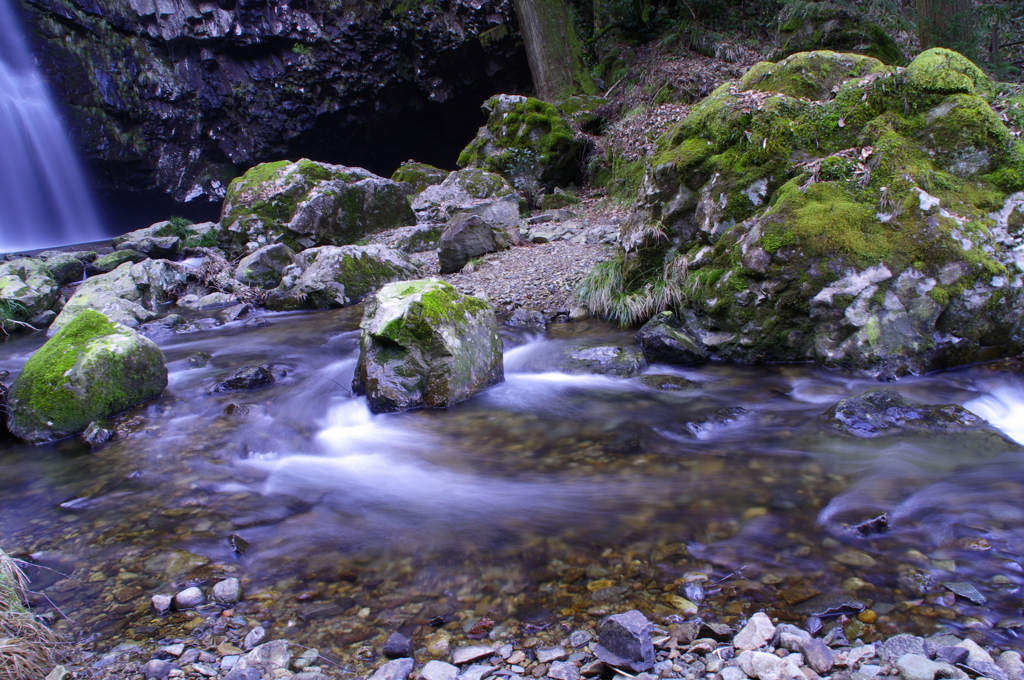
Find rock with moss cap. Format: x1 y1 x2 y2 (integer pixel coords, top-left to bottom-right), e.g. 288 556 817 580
235 243 298 289
219 159 415 259
353 279 503 412
581 49 1024 378
0 258 58 329
265 244 424 311
87 250 149 276
773 2 904 65
38 251 95 285
113 220 219 259
51 259 197 334
6 309 167 444
412 168 519 227
392 162 450 195
457 94 584 196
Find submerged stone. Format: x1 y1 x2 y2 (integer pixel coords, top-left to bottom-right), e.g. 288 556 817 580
353 279 503 412
6 309 167 443
635 311 708 365
826 390 985 438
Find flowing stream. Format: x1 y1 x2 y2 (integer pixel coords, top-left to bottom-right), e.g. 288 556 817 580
2 307 1024 670
0 0 106 253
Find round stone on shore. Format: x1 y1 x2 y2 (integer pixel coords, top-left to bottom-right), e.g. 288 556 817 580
212 577 242 604
173 586 205 610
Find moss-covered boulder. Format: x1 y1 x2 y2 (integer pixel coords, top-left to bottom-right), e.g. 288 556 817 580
219 159 416 259
457 94 584 196
265 245 424 311
234 243 297 289
581 49 1024 378
353 279 503 412
774 2 904 65
113 220 219 259
412 167 519 226
391 162 450 195
0 258 58 330
87 249 149 276
6 309 167 444
51 259 196 333
38 251 95 285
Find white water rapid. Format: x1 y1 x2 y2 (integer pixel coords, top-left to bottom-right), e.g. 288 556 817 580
0 0 106 253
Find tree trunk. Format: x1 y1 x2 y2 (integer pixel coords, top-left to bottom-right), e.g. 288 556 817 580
512 0 596 101
915 0 974 57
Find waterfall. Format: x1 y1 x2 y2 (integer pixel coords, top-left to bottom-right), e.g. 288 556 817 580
0 0 106 254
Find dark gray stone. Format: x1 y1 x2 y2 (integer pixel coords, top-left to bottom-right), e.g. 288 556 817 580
827 390 985 439
210 365 275 393
141 659 179 680
942 581 987 605
934 647 969 665
437 213 511 274
370 657 415 680
383 631 413 658
223 669 262 680
593 609 654 672
800 638 835 674
635 311 707 365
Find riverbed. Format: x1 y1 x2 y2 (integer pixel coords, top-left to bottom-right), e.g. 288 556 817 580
2 306 1024 673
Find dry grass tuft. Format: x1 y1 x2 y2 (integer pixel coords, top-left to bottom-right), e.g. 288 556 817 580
0 550 62 680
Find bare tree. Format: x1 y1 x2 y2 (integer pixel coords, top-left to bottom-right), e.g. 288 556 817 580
512 0 596 100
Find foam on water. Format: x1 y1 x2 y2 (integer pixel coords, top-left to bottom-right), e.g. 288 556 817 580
965 384 1024 446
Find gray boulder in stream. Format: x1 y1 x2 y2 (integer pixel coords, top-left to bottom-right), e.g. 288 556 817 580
265 245 423 310
6 309 167 444
353 279 504 412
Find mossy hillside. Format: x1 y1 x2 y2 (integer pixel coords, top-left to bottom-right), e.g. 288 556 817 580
738 51 887 101
775 1 904 65
580 49 1024 374
6 310 167 442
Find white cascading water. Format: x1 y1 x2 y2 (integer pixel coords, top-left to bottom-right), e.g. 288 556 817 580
0 0 105 253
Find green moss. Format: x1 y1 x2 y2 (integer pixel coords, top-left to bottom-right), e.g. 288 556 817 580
738 51 886 101
391 162 448 193
904 48 994 100
379 280 489 347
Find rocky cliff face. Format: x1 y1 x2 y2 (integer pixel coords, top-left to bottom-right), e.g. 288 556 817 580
18 0 529 207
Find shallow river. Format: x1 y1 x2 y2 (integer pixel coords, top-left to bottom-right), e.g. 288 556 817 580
2 307 1024 670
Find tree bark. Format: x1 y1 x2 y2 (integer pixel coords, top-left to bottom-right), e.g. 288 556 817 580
915 0 974 57
512 0 596 101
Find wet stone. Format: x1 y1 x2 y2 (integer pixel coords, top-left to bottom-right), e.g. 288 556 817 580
594 609 655 672
999 652 1024 680
800 638 834 674
384 631 413 658
734 612 776 651
737 650 801 680
459 664 494 680
880 636 929 662
548 661 580 680
720 667 747 680
895 654 957 680
243 626 265 650
233 640 290 674
569 630 593 648
452 645 494 665
209 365 275 393
151 594 172 614
537 647 568 664
423 660 460 680
956 639 995 665
942 581 987 605
934 647 969 665
212 577 242 604
141 659 179 680
173 586 205 610
371 658 415 680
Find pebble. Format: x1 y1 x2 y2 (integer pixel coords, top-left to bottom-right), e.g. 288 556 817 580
151 594 172 614
536 647 568 664
879 635 927 661
453 645 495 665
594 609 655 672
370 658 415 680
459 664 494 680
894 654 958 680
999 651 1024 680
737 650 802 680
733 613 776 651
799 638 834 674
423 660 460 680
160 643 185 657
212 577 242 604
172 587 204 609
385 631 414 658
548 661 581 680
243 626 266 650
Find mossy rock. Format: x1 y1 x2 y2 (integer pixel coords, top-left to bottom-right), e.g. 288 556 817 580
581 49 1024 377
52 259 196 333
739 51 888 101
220 159 416 259
0 258 58 326
391 162 449 194
775 1 904 65
904 48 995 100
87 249 149 275
457 94 584 195
264 244 424 311
6 309 167 444
411 168 518 225
353 279 504 412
